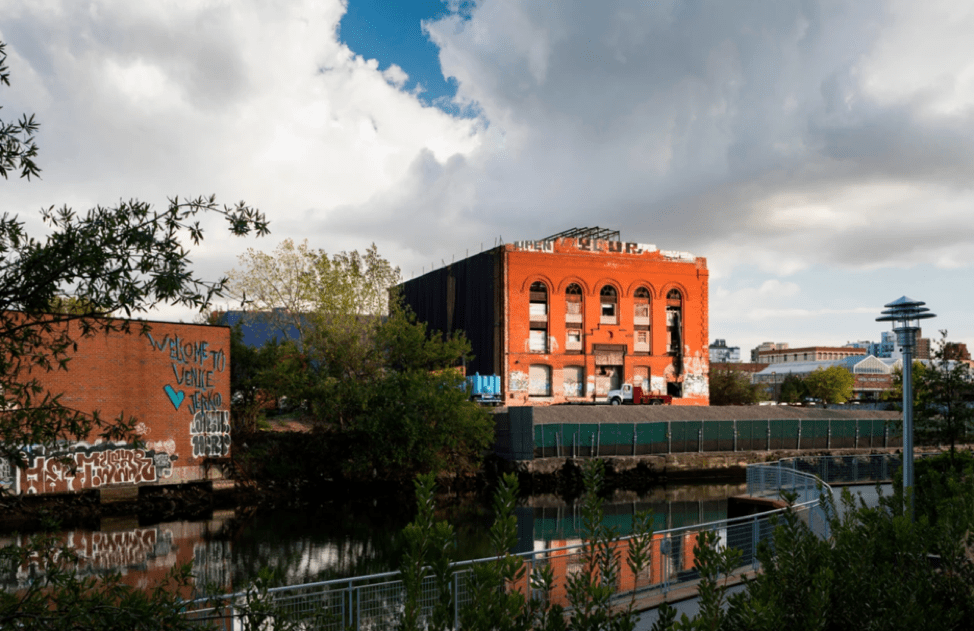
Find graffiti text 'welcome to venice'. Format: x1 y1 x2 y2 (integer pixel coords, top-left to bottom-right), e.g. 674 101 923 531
147 332 227 414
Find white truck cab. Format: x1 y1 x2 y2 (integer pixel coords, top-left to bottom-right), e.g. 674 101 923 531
607 383 672 406
607 384 633 405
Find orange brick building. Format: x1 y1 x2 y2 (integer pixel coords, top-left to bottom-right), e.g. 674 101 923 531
1 318 231 495
399 228 709 405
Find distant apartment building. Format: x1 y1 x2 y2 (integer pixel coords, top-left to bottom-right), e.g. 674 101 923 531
709 339 740 363
845 329 931 360
757 346 866 365
945 342 972 361
750 342 788 362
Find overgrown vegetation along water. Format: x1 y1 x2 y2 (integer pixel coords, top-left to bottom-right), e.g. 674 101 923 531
0 478 743 595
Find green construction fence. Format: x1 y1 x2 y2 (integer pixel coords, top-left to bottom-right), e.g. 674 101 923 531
493 410 899 460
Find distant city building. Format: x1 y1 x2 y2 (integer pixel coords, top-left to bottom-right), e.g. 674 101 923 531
757 346 866 365
709 339 741 363
750 341 788 362
945 342 972 361
845 329 930 360
754 355 902 402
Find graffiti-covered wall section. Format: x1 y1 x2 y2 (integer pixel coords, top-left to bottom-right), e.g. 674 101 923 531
2 319 231 495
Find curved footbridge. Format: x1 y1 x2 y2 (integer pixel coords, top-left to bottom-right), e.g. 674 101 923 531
184 454 899 630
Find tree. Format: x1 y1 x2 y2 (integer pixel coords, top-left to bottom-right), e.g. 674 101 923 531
909 331 974 463
778 373 808 404
337 307 494 479
803 365 854 405
0 38 268 628
226 238 401 346
0 42 39 182
887 359 930 406
224 321 289 436
0 40 269 464
225 241 492 479
708 366 765 405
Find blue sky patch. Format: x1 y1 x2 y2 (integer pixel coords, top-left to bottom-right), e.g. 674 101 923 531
340 0 472 114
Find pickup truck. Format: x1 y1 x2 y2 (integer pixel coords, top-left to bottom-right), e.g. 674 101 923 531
607 383 672 406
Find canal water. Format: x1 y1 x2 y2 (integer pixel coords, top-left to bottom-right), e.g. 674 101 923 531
0 481 745 597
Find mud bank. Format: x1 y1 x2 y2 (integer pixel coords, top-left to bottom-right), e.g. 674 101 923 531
492 447 904 498
0 482 259 533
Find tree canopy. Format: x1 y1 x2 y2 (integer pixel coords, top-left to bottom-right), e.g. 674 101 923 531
708 366 765 405
0 38 268 629
803 365 854 405
891 331 974 462
224 240 493 480
0 41 269 468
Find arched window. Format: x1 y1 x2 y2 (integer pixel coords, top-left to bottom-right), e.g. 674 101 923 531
634 287 650 353
600 285 618 324
529 282 548 353
565 283 583 322
666 289 682 355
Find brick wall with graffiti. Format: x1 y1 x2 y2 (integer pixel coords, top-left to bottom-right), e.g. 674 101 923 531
0 319 231 495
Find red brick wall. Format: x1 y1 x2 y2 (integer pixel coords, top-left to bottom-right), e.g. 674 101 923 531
6 319 230 495
502 238 709 405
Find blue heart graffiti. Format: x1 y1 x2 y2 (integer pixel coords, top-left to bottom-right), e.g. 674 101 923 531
164 384 185 410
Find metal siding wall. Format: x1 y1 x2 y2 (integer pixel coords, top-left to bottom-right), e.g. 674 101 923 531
737 420 762 451
578 423 600 457
833 420 856 448
636 423 666 454
510 407 534 460
528 416 898 459
399 251 497 377
804 420 828 449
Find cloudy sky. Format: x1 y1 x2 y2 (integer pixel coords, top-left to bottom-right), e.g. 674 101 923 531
1 0 973 355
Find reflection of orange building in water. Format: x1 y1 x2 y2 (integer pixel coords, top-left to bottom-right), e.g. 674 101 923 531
399 228 709 405
504 532 700 607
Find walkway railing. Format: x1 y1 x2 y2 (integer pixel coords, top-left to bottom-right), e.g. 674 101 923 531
183 454 899 630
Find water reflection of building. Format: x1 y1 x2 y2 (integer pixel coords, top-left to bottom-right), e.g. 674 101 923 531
516 485 743 553
0 511 235 598
511 489 740 608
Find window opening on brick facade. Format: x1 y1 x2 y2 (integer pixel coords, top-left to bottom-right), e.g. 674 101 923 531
666 289 683 358
563 365 585 397
565 283 583 326
529 329 547 353
600 285 617 324
566 328 582 351
529 281 548 352
635 330 649 353
633 366 649 391
529 282 548 325
529 364 552 396
634 286 650 352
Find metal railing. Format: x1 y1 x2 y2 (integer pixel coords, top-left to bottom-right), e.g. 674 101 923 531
183 454 901 630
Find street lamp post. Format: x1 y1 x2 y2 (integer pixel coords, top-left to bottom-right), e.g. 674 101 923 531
771 371 777 403
877 296 936 520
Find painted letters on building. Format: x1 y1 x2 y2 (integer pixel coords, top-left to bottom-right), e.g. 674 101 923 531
2 318 232 495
